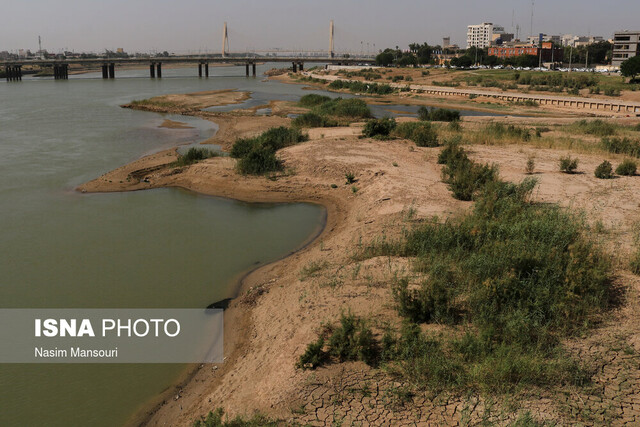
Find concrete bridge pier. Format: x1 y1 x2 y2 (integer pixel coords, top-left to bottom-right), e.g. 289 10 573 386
252 62 256 77
5 65 22 81
205 63 209 77
198 62 202 77
292 62 297 73
156 63 162 78
298 62 304 72
108 63 115 79
150 63 156 78
101 64 108 79
245 63 249 77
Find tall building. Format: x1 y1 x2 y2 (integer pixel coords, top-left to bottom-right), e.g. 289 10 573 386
612 30 640 67
467 23 502 49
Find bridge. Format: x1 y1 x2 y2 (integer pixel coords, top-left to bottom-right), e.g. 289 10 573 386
1 21 376 81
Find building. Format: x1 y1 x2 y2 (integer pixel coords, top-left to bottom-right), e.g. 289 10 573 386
526 34 562 46
467 23 502 49
612 30 640 67
560 35 604 48
488 42 564 63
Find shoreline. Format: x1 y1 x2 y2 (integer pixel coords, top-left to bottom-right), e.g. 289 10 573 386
81 85 640 425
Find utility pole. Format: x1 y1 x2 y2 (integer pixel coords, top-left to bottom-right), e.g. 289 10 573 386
569 45 573 73
586 49 589 69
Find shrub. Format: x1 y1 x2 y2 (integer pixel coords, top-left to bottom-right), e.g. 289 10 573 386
296 337 327 369
616 159 637 176
345 172 356 184
483 123 531 142
525 156 535 174
572 119 617 137
418 106 461 122
236 146 282 175
630 250 640 275
193 408 278 427
559 156 579 173
437 138 467 165
594 160 613 179
231 127 307 175
448 121 462 132
172 147 218 167
438 143 498 201
298 313 378 370
314 98 372 119
386 178 612 391
298 94 332 107
362 117 397 138
328 79 394 95
601 137 640 157
292 112 337 128
442 160 499 201
394 122 438 147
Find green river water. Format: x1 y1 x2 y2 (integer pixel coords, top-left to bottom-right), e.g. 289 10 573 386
0 64 326 426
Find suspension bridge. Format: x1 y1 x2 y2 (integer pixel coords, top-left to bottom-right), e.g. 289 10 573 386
2 21 376 81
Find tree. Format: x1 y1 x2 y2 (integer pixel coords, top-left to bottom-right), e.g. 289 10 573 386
375 50 395 66
621 56 640 82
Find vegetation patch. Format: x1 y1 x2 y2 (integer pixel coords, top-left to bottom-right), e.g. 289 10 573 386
601 137 640 158
616 159 637 176
559 156 579 174
292 112 338 128
354 177 613 393
393 122 439 147
328 79 395 95
297 312 378 370
362 117 397 138
171 147 219 167
439 141 499 201
594 160 614 179
418 106 461 122
193 407 278 427
231 127 307 175
571 120 617 137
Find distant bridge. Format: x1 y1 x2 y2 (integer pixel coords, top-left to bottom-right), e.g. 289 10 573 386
1 56 374 81
1 20 376 81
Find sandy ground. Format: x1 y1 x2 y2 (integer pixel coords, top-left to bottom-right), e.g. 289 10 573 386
79 90 640 425
278 69 640 119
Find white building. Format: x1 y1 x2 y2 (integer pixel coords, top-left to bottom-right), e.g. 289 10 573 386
467 23 502 49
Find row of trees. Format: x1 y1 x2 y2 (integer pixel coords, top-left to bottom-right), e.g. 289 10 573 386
375 42 435 67
376 41 614 68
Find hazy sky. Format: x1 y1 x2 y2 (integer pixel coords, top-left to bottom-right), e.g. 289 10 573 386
2 0 639 54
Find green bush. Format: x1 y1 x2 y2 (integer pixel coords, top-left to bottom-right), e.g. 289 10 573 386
292 112 337 128
393 122 439 147
313 97 372 119
572 119 617 137
601 137 640 157
298 94 332 107
363 117 397 138
616 159 637 176
594 160 613 179
439 144 498 201
172 147 219 167
381 178 611 391
328 79 394 95
236 146 282 175
437 137 467 165
559 156 579 173
345 172 356 184
231 127 307 175
418 106 461 122
296 337 327 369
483 122 531 141
193 408 278 427
298 313 378 370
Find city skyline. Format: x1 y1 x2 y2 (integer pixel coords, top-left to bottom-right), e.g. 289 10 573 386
1 0 639 54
